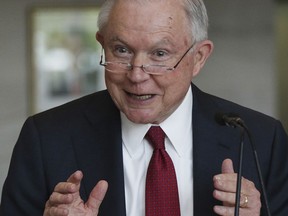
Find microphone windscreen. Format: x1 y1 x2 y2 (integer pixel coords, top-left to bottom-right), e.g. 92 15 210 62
214 112 226 126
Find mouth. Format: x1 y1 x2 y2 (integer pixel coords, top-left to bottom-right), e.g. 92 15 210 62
126 92 155 100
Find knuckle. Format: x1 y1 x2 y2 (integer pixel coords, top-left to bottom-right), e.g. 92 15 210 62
49 193 56 203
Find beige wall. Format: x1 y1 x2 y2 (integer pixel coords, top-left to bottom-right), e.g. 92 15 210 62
0 0 286 197
276 3 288 132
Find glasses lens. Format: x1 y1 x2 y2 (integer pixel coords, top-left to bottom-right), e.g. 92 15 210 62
105 62 130 73
101 61 174 75
144 65 174 75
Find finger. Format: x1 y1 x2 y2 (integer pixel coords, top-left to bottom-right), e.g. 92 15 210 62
53 182 79 194
214 174 256 195
213 173 238 193
240 178 257 196
214 205 261 216
221 158 234 174
67 170 83 184
53 171 83 194
47 192 74 206
213 190 235 206
44 206 69 216
213 190 250 206
213 205 235 216
48 171 84 206
86 180 108 213
214 159 236 192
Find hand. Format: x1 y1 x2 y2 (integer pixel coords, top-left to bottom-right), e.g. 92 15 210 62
44 170 108 216
213 159 261 216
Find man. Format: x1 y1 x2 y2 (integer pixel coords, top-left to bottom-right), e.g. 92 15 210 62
1 0 287 215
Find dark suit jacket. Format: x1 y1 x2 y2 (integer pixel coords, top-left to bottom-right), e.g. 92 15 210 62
1 84 288 215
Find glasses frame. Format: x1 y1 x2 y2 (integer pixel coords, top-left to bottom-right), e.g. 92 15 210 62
99 41 196 75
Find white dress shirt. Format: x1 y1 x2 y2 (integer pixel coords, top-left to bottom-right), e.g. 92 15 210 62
121 86 193 216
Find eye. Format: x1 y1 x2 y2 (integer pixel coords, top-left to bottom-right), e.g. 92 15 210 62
111 45 133 60
154 50 167 57
115 46 129 54
151 49 171 62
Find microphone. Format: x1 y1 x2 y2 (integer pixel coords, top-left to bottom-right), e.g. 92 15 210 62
215 113 271 216
215 112 244 128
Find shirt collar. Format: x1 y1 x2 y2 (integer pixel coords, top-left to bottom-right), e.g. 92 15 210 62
121 86 193 157
121 115 151 157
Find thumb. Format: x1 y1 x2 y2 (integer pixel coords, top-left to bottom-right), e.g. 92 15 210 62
86 180 108 213
221 158 235 174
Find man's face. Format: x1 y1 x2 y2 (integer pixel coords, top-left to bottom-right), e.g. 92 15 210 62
97 0 212 124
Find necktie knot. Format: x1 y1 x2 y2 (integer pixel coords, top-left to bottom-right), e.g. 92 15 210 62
145 126 165 150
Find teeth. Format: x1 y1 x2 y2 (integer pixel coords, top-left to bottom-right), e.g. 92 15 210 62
132 94 153 100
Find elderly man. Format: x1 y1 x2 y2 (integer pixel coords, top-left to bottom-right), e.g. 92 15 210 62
1 0 287 215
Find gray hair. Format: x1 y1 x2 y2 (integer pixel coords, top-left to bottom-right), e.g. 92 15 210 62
97 0 209 42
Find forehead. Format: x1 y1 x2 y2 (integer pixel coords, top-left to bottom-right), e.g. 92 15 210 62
104 0 190 46
111 0 187 29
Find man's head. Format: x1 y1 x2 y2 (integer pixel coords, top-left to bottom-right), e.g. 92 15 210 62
96 0 213 124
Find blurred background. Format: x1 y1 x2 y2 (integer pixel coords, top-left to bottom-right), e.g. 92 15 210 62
0 0 287 197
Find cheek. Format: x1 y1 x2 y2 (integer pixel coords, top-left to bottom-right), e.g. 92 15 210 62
165 67 194 92
163 81 189 105
105 72 124 89
105 73 124 104
183 62 195 80
160 70 192 107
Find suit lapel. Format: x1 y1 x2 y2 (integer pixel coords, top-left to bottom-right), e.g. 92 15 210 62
71 91 126 216
192 85 240 215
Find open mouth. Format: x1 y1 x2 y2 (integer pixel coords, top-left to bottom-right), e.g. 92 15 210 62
126 92 155 100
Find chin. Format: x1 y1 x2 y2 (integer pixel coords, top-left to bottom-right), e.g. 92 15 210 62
127 112 165 124
125 112 154 124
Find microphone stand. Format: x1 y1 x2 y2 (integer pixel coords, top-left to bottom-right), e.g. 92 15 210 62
230 120 271 216
234 125 245 216
241 124 271 216
216 113 272 216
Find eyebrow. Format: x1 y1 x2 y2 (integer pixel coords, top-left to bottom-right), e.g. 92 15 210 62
109 35 175 47
109 36 128 44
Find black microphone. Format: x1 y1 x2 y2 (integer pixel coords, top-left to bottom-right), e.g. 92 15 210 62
215 113 271 216
215 112 244 128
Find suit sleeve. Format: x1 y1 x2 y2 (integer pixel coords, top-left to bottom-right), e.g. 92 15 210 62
265 121 288 215
0 117 49 216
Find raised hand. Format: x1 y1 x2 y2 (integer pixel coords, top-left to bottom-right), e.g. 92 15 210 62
213 159 261 216
44 171 108 216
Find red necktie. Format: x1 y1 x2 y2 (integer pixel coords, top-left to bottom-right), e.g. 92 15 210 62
145 126 181 216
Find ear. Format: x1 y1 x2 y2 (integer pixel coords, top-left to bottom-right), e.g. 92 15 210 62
96 31 104 47
192 40 214 77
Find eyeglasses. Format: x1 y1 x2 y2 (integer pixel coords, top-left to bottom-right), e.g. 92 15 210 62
99 42 196 75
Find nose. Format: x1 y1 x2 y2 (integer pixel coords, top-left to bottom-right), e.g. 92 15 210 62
126 65 150 83
126 55 150 82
